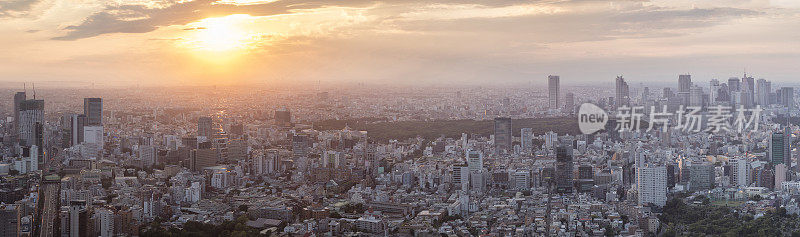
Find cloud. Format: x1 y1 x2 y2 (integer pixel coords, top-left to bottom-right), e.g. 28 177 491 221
53 0 616 40
54 0 392 40
0 0 42 17
387 3 761 43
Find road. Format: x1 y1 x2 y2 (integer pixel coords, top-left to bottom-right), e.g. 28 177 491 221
39 181 60 237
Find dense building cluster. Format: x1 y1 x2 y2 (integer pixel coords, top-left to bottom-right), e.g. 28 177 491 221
0 74 796 236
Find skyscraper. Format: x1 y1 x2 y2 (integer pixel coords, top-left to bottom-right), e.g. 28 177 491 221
452 165 470 192
292 133 310 157
555 144 573 193
83 98 102 126
779 87 795 109
71 114 87 146
564 92 575 112
520 128 533 154
689 86 704 107
689 163 715 191
678 74 692 105
730 158 749 188
727 77 741 92
770 130 791 166
12 92 25 138
493 117 512 155
275 109 291 126
615 76 629 108
755 79 771 106
678 74 692 93
548 75 560 109
467 150 483 172
191 148 218 171
775 164 788 190
140 145 156 168
94 208 114 237
18 99 43 147
18 99 44 167
741 74 755 108
266 149 280 174
68 200 89 237
197 116 213 138
709 79 720 104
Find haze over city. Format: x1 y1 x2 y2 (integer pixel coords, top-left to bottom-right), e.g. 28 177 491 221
4 1 800 237
1 0 800 86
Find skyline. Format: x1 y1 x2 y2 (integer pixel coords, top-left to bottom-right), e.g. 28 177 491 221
1 0 800 86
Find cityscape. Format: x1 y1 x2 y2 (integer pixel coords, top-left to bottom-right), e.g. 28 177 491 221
2 0 800 237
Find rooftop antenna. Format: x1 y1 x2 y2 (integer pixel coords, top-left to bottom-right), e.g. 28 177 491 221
23 83 26 95
32 83 36 99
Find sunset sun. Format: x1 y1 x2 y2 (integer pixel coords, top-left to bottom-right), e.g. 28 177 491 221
187 14 257 53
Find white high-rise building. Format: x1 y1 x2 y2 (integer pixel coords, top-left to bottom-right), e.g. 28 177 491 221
776 164 788 190
520 128 533 154
94 208 114 237
83 126 103 146
545 131 558 149
730 158 749 188
637 165 667 207
139 145 156 168
266 149 279 174
253 153 264 175
184 181 201 203
452 165 470 192
82 125 104 159
467 150 483 173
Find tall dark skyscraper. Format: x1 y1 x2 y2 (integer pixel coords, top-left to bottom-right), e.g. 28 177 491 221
779 87 795 110
493 117 512 155
73 114 87 146
555 144 574 193
18 99 43 148
197 116 213 138
756 79 771 106
615 76 629 108
678 74 692 93
740 74 755 108
275 109 291 126
292 133 310 157
565 92 575 112
548 75 560 109
18 99 44 167
83 98 102 126
727 77 741 92
678 74 692 105
13 92 25 137
770 130 791 166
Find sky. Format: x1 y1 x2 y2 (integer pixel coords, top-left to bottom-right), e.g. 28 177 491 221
1 0 799 87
